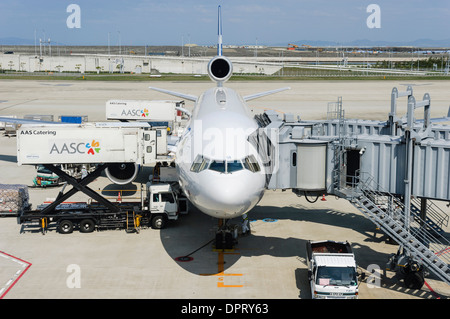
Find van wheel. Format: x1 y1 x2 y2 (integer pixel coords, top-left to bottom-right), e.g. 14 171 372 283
80 219 95 233
58 220 74 234
151 215 166 229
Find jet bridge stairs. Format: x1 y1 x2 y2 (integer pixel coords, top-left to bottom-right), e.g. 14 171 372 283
335 173 450 287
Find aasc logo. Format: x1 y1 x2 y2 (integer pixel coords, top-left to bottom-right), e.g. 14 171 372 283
50 140 101 155
121 108 149 117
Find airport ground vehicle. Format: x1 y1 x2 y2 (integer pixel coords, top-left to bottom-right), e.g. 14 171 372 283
306 240 364 299
19 178 188 234
33 165 62 187
32 164 98 187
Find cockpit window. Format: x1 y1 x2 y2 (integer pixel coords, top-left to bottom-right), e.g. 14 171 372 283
243 155 260 173
209 160 244 174
227 160 243 173
191 155 259 174
209 160 226 173
190 155 210 173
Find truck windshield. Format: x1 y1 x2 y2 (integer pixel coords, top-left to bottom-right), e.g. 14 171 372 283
316 266 357 286
161 192 175 203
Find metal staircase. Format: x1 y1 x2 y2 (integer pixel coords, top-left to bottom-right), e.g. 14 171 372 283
341 173 450 286
410 197 449 235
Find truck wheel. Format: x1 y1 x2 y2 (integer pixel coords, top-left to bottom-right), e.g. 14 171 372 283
80 219 95 233
404 271 424 289
151 215 166 229
58 220 74 234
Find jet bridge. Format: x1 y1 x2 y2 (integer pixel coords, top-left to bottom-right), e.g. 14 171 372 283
257 86 450 288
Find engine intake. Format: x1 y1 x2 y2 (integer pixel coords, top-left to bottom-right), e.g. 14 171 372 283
207 56 233 83
105 163 140 185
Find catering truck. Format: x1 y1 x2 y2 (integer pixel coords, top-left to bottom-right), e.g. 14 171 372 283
105 99 188 137
20 181 186 234
105 100 179 121
15 122 187 234
306 240 363 299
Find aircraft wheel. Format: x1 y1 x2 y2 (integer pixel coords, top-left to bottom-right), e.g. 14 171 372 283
215 232 223 250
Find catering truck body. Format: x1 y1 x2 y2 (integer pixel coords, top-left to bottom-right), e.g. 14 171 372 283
16 123 160 166
105 100 180 121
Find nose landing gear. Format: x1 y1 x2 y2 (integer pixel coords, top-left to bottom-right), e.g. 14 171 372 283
213 214 251 250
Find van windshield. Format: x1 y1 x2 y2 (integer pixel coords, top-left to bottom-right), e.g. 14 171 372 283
316 266 357 286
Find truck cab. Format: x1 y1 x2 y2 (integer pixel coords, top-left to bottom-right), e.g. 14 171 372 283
306 240 362 299
147 183 179 229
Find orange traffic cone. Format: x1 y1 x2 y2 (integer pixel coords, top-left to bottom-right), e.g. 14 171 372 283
117 191 122 203
321 194 326 201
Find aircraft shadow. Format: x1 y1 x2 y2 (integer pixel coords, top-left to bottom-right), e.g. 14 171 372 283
160 203 394 274
160 204 448 298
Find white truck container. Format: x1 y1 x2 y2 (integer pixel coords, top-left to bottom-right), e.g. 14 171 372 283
16 123 159 165
306 240 363 299
106 100 179 121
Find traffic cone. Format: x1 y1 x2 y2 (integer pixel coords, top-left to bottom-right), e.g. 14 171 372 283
321 194 326 201
117 191 122 203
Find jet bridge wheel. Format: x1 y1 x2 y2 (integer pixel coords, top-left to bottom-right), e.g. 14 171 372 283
404 269 425 290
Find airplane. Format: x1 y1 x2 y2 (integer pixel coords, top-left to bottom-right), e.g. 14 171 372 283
0 6 289 239
148 6 290 229
3 6 448 244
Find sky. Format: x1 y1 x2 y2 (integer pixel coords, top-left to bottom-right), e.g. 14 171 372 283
0 0 449 46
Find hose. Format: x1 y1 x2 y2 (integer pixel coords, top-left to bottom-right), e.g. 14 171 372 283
304 191 320 203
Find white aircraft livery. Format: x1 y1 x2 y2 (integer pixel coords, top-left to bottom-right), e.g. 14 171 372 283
150 6 290 220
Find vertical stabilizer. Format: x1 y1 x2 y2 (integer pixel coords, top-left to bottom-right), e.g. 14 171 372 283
217 5 223 56
208 5 233 85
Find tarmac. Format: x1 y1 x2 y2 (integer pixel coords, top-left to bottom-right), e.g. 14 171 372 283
0 79 449 300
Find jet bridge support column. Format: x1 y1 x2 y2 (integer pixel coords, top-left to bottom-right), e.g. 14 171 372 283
420 198 427 226
389 86 413 135
404 129 413 231
404 94 432 230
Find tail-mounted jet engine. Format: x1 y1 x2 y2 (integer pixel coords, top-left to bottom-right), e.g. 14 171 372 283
207 56 233 84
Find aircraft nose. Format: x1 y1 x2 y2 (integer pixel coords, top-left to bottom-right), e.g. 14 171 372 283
194 172 265 219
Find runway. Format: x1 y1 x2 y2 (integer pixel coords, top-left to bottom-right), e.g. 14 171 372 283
0 79 449 299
